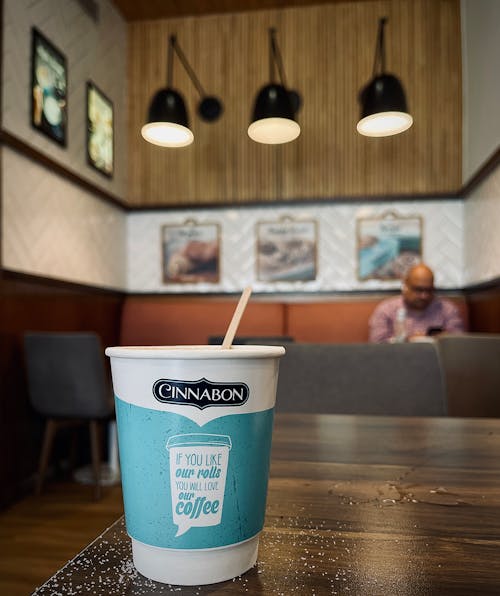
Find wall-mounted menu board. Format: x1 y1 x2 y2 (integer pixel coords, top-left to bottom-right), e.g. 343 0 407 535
31 28 67 147
86 81 114 178
162 221 220 284
357 212 423 281
256 218 317 282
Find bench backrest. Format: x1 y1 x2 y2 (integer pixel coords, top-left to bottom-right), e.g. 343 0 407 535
436 333 500 417
275 342 446 416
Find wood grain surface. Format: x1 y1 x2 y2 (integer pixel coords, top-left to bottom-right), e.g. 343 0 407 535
113 0 374 22
34 413 500 594
0 483 124 596
127 0 461 207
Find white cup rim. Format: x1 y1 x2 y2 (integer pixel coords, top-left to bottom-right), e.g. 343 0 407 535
105 344 285 359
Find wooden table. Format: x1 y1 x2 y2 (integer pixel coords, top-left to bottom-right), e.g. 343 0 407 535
34 414 500 595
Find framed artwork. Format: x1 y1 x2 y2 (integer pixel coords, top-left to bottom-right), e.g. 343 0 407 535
357 212 423 280
256 218 317 282
162 221 220 284
86 81 114 177
31 28 67 146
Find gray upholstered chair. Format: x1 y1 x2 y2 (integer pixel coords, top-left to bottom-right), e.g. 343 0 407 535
275 342 446 416
24 332 114 499
436 333 500 417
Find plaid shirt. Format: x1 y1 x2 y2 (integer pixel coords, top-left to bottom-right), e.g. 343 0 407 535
369 295 465 343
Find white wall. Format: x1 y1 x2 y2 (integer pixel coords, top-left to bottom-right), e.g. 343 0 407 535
1 0 128 196
1 0 496 293
461 0 500 285
1 146 127 289
128 200 464 293
464 165 500 286
461 0 500 183
1 0 128 289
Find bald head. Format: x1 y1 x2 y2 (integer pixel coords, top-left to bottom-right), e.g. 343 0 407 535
402 263 435 310
405 264 434 286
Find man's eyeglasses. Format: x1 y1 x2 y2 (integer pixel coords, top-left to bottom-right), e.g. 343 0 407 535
407 284 434 295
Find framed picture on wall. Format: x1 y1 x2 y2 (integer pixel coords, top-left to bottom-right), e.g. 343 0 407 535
256 217 318 282
162 221 220 284
30 28 67 146
356 212 423 281
86 81 114 178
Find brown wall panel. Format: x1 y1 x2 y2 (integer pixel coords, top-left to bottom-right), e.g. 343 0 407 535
465 282 500 334
127 0 462 207
0 272 124 508
120 296 285 345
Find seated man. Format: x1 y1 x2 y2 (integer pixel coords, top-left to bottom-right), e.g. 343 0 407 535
369 263 465 343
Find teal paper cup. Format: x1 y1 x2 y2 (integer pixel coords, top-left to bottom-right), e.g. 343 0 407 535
105 345 285 585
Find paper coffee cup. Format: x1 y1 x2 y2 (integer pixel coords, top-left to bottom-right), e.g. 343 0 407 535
105 345 284 585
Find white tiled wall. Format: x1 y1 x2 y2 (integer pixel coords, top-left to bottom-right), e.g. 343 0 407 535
2 147 127 289
2 0 127 197
1 0 128 290
460 0 500 287
461 0 500 183
1 0 496 294
464 164 500 285
128 200 464 293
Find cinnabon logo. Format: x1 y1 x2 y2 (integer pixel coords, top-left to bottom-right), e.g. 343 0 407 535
153 378 249 410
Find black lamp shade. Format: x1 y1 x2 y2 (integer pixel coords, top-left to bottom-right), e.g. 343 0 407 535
147 87 189 128
141 87 194 147
248 83 300 144
251 83 295 121
357 73 413 137
359 73 408 117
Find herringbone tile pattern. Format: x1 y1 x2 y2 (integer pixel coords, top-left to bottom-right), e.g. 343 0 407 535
4 1 498 295
2 147 127 289
2 0 127 196
127 200 464 293
464 166 500 285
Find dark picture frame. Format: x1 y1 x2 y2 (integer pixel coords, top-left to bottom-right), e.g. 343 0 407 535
86 81 114 178
356 211 423 281
162 221 221 284
256 217 318 282
30 28 67 146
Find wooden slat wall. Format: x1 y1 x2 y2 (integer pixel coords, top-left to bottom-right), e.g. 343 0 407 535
114 0 373 21
127 0 461 207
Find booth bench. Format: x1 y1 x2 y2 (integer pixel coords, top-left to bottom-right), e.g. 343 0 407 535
120 294 468 345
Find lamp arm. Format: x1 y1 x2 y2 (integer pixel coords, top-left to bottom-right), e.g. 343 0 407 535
372 16 388 77
269 27 288 88
167 35 175 87
171 35 206 98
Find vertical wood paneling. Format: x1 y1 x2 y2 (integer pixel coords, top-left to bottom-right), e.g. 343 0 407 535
127 0 461 207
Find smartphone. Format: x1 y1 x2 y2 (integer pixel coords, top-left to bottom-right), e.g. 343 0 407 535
427 326 444 336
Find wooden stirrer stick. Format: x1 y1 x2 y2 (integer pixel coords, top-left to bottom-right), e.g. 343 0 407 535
222 287 252 349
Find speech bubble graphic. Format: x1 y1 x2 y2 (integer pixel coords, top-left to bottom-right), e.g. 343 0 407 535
166 434 232 537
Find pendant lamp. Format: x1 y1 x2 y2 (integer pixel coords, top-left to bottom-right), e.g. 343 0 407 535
357 17 412 137
141 35 223 148
248 28 301 144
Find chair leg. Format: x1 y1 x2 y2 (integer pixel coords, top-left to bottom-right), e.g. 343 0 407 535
36 419 57 495
89 420 102 500
68 427 79 473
